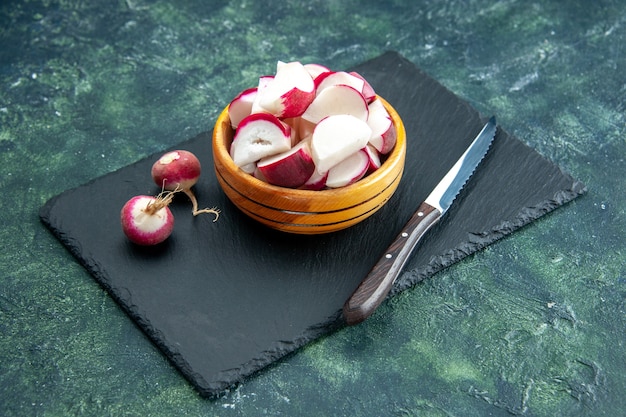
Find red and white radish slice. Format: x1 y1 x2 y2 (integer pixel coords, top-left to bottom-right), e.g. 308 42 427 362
301 85 369 124
311 114 372 174
257 140 315 188
230 113 292 167
256 61 315 118
284 117 315 144
121 194 175 245
314 71 365 95
250 75 275 114
275 60 287 72
240 162 257 174
325 149 370 188
282 117 312 147
304 63 331 79
301 169 328 190
253 166 268 182
349 71 377 103
363 144 382 174
228 87 257 129
367 98 397 154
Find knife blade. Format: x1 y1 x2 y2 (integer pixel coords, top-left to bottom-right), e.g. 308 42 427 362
343 116 497 325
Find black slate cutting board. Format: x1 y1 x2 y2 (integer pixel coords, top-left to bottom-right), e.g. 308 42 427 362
40 51 586 398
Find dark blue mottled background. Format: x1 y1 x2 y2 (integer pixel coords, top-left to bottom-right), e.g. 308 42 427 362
1 1 624 415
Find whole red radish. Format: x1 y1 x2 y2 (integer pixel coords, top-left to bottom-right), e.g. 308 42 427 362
121 194 175 245
152 150 201 191
151 150 220 220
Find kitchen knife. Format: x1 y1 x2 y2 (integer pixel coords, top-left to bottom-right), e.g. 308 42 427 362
343 116 497 325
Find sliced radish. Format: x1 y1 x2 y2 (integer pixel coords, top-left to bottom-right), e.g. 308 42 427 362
253 166 268 182
304 63 331 79
363 144 382 174
256 61 315 118
257 140 315 188
228 87 257 129
301 84 369 125
301 169 328 190
325 149 370 188
275 60 287 72
223 61 393 191
311 114 372 174
349 71 377 103
230 113 292 167
367 98 397 154
250 75 275 114
282 117 307 146
314 71 365 95
284 117 315 144
240 162 257 174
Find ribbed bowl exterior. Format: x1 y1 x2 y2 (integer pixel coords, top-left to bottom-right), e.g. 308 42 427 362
212 96 406 234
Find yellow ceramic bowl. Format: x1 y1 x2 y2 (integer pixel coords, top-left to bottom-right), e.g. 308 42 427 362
212 96 406 234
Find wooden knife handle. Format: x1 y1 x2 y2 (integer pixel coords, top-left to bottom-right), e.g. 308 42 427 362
343 202 441 325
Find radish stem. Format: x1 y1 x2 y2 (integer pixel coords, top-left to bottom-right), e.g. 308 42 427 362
183 188 220 221
145 187 177 215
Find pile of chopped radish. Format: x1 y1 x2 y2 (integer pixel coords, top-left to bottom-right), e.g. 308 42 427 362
120 149 220 246
227 61 397 189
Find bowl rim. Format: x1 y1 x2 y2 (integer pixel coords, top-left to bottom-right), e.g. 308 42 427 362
212 95 406 199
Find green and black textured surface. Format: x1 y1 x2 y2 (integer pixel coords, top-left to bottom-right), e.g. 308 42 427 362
2 1 625 415
39 51 584 398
